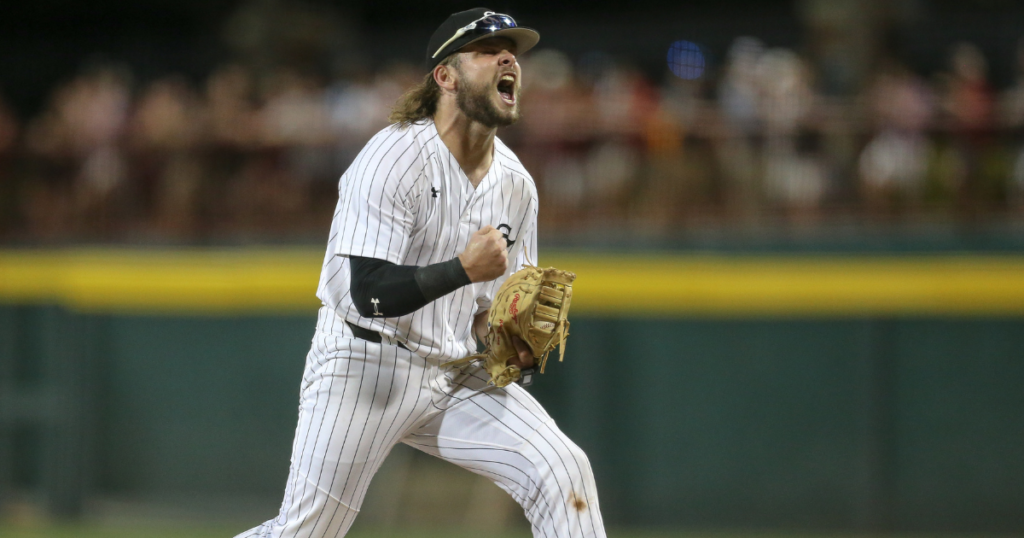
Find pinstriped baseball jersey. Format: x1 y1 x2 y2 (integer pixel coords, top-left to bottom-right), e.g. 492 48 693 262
237 124 606 538
315 120 538 362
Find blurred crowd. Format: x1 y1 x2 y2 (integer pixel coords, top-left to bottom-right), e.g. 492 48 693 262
3 37 1024 242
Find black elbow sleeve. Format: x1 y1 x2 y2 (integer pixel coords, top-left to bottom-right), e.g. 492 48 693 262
350 256 427 318
350 284 379 319
349 256 471 318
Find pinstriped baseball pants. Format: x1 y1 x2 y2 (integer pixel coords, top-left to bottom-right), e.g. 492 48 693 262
233 311 606 538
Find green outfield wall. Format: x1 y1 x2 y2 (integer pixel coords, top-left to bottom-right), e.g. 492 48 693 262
1 249 1023 532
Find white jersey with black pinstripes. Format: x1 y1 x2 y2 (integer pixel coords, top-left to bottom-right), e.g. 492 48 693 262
315 119 538 362
234 118 606 538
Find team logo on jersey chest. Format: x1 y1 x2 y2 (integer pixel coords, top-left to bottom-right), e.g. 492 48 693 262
497 224 516 248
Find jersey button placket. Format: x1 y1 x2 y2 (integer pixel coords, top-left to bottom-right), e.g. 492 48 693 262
459 199 473 225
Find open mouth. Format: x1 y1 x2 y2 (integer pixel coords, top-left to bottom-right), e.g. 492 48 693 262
497 74 516 105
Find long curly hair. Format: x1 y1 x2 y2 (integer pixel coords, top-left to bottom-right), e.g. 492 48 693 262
388 56 461 127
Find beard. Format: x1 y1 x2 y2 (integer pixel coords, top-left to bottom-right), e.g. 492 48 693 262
455 68 521 128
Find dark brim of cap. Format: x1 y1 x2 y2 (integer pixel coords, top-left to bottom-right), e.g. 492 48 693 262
461 27 540 57
428 26 540 71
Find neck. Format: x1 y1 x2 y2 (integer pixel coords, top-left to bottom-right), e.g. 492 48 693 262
433 99 496 187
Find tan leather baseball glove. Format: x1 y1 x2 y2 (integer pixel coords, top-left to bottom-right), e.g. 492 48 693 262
454 266 575 387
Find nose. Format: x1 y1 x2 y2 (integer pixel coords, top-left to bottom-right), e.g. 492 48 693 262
498 49 516 66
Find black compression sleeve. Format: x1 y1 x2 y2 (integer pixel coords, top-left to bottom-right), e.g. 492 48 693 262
415 257 471 302
349 256 470 318
350 257 424 318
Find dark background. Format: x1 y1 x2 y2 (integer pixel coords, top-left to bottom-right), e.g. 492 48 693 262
3 0 1024 117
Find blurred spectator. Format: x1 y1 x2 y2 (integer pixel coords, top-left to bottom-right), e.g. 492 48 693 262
943 43 993 133
8 34 1024 243
260 68 332 226
133 77 201 151
587 62 657 221
260 69 331 147
719 37 765 134
517 50 594 226
327 66 403 172
204 64 259 148
21 65 132 237
938 43 999 213
199 64 260 234
757 48 826 216
1004 39 1024 129
129 76 203 235
71 67 133 233
214 68 322 233
0 92 20 236
715 37 766 220
1004 38 1024 208
593 62 658 139
635 74 697 229
519 49 592 147
858 65 934 214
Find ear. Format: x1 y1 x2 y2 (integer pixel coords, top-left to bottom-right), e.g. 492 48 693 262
434 62 458 93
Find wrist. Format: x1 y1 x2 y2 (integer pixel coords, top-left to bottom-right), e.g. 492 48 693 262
457 253 477 282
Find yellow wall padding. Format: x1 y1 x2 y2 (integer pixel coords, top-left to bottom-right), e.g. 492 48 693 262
2 248 1024 316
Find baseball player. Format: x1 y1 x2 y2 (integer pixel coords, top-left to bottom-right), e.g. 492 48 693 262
234 8 605 538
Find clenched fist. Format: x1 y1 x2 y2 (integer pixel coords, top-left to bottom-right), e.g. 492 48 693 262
459 226 508 282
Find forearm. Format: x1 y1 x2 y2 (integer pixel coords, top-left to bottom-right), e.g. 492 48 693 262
349 256 471 318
